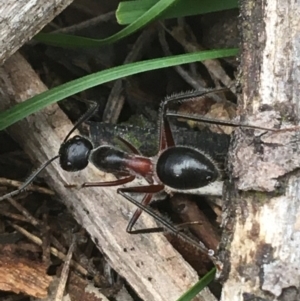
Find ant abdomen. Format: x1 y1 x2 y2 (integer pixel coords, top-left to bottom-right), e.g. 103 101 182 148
156 146 220 190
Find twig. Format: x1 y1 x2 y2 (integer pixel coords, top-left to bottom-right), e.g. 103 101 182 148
10 223 88 276
168 19 236 93
158 24 206 90
102 25 157 123
54 236 76 301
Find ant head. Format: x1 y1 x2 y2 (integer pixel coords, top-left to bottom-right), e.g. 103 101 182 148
59 135 93 172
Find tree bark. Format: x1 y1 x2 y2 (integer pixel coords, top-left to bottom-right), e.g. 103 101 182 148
220 1 300 300
0 0 74 65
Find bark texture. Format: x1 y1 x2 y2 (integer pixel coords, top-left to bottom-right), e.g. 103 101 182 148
220 1 300 300
0 0 74 65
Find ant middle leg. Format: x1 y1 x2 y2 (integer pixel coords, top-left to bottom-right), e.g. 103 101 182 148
121 188 203 235
117 185 164 234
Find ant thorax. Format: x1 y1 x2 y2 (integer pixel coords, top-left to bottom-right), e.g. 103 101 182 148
90 145 155 182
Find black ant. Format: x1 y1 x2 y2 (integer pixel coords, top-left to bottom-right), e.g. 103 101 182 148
0 88 277 268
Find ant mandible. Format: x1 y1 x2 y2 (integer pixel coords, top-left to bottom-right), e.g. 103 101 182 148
0 88 276 267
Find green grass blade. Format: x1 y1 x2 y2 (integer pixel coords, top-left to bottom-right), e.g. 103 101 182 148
176 268 216 301
117 0 238 25
0 48 238 130
34 0 179 47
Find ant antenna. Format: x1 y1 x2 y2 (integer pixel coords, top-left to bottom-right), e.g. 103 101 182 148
63 100 98 142
0 100 99 202
0 155 59 201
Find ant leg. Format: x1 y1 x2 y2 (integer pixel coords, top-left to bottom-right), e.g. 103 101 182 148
63 100 99 143
65 175 136 188
117 185 164 234
158 104 175 151
118 187 219 264
120 186 202 234
158 88 231 150
118 185 164 234
127 192 203 234
163 88 229 105
126 194 165 234
166 112 277 132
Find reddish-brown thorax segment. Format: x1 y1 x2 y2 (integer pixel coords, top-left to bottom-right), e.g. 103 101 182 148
125 155 154 182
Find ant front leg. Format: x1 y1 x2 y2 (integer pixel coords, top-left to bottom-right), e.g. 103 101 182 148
81 175 135 188
65 175 136 189
117 185 165 234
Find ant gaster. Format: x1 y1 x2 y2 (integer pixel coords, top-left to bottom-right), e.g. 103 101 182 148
0 89 276 268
